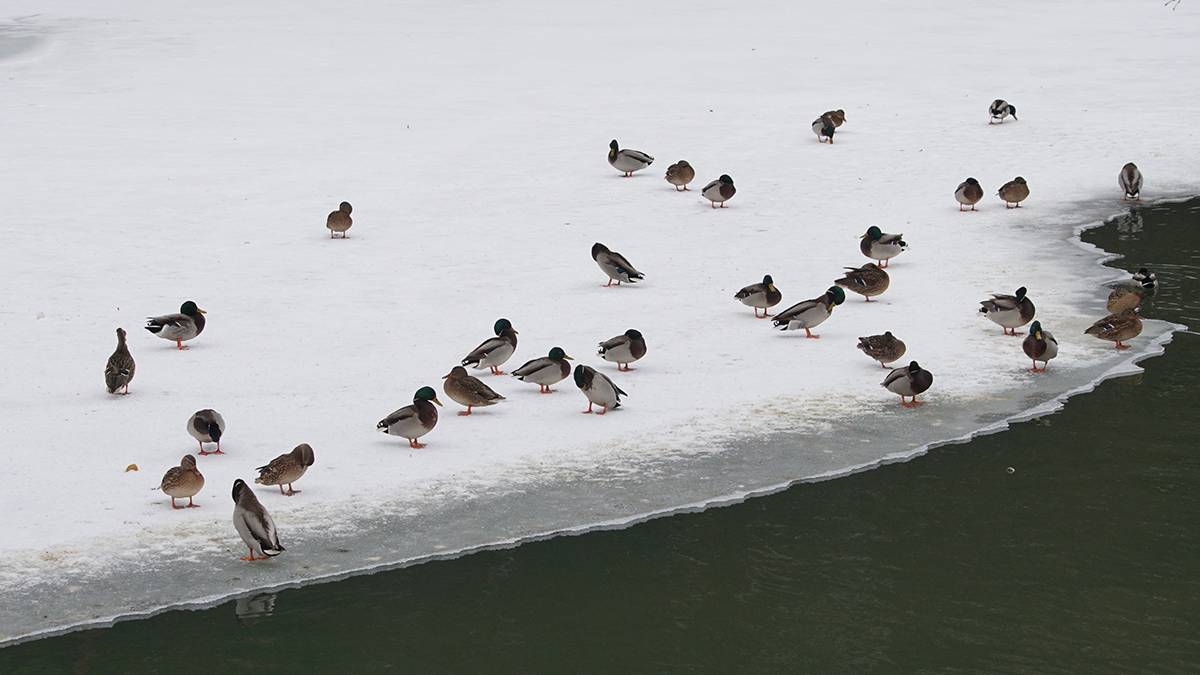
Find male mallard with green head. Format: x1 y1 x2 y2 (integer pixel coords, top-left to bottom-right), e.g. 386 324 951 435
1085 310 1142 350
574 364 627 415
1022 321 1058 372
857 332 906 368
377 387 442 448
665 161 696 190
461 318 519 375
188 409 226 455
734 275 783 318
812 115 835 143
772 286 846 338
701 174 736 208
860 226 906 267
442 366 506 415
145 301 206 350
512 347 573 393
1107 267 1156 313
836 263 890 302
160 454 204 509
104 327 135 395
254 443 315 495
882 361 934 407
608 139 654 176
979 287 1035 335
598 329 646 371
998 177 1030 208
327 201 352 238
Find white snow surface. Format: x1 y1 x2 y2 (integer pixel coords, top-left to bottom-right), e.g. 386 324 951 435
1 0 1198 638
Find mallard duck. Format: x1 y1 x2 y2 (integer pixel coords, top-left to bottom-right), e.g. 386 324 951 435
592 242 644 287
159 454 204 509
326 201 352 238
377 387 442 448
254 443 315 496
955 177 984 211
1119 163 1143 201
188 409 226 455
998 177 1030 208
812 115 835 143
104 327 135 395
857 332 906 368
665 161 696 191
461 318 519 375
573 364 627 415
598 329 646 371
608 139 654 176
822 109 846 127
701 175 736 208
835 263 890 302
1085 310 1142 350
1107 270 1153 313
882 361 934 407
512 347 573 393
734 275 783 318
442 366 505 415
979 287 1035 335
989 99 1018 124
1022 321 1058 372
772 286 846 338
145 301 206 350
232 479 284 561
859 226 906 267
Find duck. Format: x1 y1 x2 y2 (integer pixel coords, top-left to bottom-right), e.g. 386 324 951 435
835 263 890 302
1107 269 1156 313
772 286 846 338
254 443 315 496
989 99 1018 124
1022 321 1059 372
701 174 736 208
592 242 644 287
377 387 442 448
442 366 506 415
734 275 783 318
598 329 647 371
512 347 573 393
145 301 206 350
1119 163 1143 201
822 109 846 127
979 287 1036 335
812 115 835 143
1085 310 1142 350
159 454 204 509
188 409 226 455
573 364 627 415
665 161 696 191
326 201 352 238
998 177 1030 208
104 327 135 395
859 226 906 267
857 332 906 368
461 318 519 375
955 177 984 211
882 361 934 407
608 139 654 176
232 479 284 561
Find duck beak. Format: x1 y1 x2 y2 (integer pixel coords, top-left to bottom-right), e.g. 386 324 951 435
1035 331 1043 339
441 373 451 379
564 354 574 360
432 396 443 407
197 308 207 314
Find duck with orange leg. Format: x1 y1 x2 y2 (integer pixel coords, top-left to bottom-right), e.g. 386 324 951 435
882 361 934 408
512 347 573 394
1022 321 1059 372
701 174 736 208
979 286 1035 336
461 318 519 375
598 329 646 371
187 409 226 455
1085 310 1142 350
159 454 204 509
145 300 206 350
835 263 890 302
254 443 315 496
232 479 284 561
377 387 442 448
734 275 783 318
442 366 505 415
574 364 627 415
592 242 644 287
772 286 845 338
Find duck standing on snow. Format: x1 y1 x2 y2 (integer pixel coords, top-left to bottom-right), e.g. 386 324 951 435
326 201 353 238
159 454 204 509
104 327 135 395
701 174 736 208
608 139 654 176
1022 321 1058 372
882 361 934 407
860 226 906 267
980 287 1036 335
512 347 573 393
461 318 519 375
773 286 846 338
377 387 442 448
1107 267 1157 313
1119 163 1143 201
989 99 1018 124
232 479 284 561
592 242 644 287
823 109 846 127
955 177 984 211
188 409 226 455
665 161 696 190
998 177 1030 208
574 364 627 415
598 329 647 371
442 366 505 415
145 301 206 350
857 332 906 368
835 263 890 302
254 443 315 496
812 115 836 143
734 275 783 318
1085 310 1143 350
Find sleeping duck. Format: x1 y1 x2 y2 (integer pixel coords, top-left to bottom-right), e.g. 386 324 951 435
573 364 627 415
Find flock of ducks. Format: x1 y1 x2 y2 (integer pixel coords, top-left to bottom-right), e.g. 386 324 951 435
99 98 1158 561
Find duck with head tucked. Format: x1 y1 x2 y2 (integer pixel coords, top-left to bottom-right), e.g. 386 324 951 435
377 387 442 448
860 226 906 267
955 177 984 211
665 161 696 191
1119 163 1143 201
857 332 906 368
598 329 646 371
326 201 352 238
882 361 934 407
812 114 836 143
1022 321 1058 372
989 99 1018 124
1085 310 1142 350
998 177 1030 208
701 175 736 208
188 409 226 455
979 287 1035 336
254 443 315 496
145 301 206 350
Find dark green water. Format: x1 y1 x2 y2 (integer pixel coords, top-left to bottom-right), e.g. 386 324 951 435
4 201 1199 673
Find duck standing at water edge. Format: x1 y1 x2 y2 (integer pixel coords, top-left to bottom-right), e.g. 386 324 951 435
1119 163 1142 201
159 454 204 509
882 361 933 407
1022 321 1058 372
232 479 284 561
254 443 315 495
857 332 906 368
1085 310 1142 350
980 287 1035 335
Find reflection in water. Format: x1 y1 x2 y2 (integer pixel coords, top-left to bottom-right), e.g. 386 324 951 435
235 592 278 625
1113 207 1143 235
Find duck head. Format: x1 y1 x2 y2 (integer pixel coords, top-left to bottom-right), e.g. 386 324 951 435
494 318 516 336
414 386 443 406
181 300 206 316
548 347 573 361
826 286 846 306
1030 321 1044 340
864 225 883 241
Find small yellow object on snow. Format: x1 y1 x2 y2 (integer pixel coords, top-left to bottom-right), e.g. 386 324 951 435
125 463 139 472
